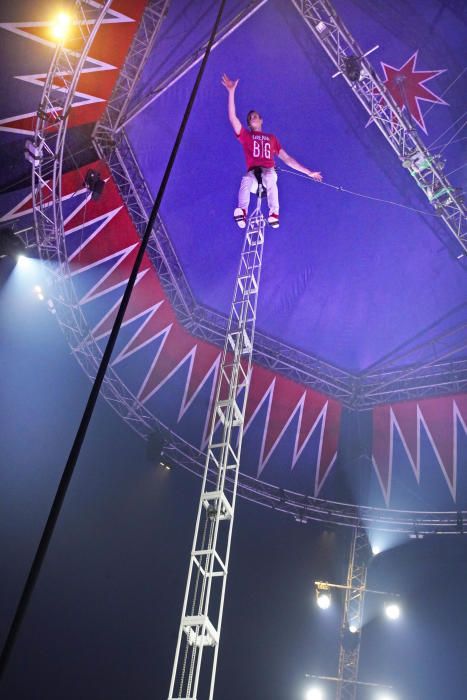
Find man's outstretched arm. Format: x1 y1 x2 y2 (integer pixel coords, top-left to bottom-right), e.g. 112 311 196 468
221 73 242 136
278 148 323 181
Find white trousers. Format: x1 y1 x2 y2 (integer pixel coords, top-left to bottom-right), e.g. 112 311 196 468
238 167 279 214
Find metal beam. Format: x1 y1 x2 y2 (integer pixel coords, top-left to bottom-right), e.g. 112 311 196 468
336 527 369 700
290 0 466 254
119 0 270 131
169 195 266 700
93 1 466 406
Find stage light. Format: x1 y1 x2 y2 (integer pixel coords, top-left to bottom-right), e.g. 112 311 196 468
34 285 42 294
1 225 27 261
315 21 329 38
306 687 323 700
384 602 400 620
342 624 360 651
315 584 331 610
51 11 72 42
349 624 358 633
24 139 42 166
17 254 34 269
84 169 105 201
371 544 381 556
343 55 362 82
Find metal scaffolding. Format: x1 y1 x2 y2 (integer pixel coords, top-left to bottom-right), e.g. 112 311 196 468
92 0 467 407
290 0 466 255
337 527 370 700
168 189 266 699
30 0 158 440
28 0 466 537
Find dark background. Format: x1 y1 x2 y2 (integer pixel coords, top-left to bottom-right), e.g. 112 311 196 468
1 256 466 700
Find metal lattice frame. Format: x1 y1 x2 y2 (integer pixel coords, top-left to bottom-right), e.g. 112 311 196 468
161 434 467 535
290 0 467 254
31 0 159 439
30 0 465 535
118 0 270 132
100 134 467 406
92 0 467 407
169 198 266 699
337 527 369 700
96 0 171 133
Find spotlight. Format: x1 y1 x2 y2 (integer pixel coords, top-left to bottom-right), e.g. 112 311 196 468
24 139 43 166
343 55 362 82
384 602 400 620
84 169 105 201
315 21 329 38
315 584 331 610
33 284 45 301
342 624 360 651
306 687 323 700
0 225 27 261
51 11 72 42
372 544 381 556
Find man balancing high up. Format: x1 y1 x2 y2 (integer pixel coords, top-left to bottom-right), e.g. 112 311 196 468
221 73 323 229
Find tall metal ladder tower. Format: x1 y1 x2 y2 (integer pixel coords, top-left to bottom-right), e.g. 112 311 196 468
168 173 267 699
337 526 370 700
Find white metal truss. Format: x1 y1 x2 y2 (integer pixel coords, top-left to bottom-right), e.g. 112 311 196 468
290 0 466 254
94 123 357 401
93 0 170 137
119 0 269 131
27 0 464 540
30 0 158 439
92 0 466 407
168 195 266 699
160 434 467 535
99 134 467 405
337 527 369 700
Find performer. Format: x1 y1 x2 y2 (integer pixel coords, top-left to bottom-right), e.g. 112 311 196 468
222 73 323 229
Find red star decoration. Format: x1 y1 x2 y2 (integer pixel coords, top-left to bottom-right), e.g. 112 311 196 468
381 51 447 133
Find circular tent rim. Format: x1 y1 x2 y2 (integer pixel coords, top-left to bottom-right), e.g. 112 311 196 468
31 0 466 536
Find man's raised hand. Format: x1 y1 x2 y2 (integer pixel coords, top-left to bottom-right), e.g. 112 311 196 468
221 74 239 92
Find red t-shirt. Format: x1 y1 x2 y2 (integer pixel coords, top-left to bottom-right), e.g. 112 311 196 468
236 126 281 170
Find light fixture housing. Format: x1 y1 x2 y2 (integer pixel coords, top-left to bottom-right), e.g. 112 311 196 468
315 583 331 610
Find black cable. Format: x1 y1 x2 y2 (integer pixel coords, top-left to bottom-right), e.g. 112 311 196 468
0 0 227 678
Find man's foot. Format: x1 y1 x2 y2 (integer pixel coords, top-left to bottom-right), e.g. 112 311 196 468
268 212 280 228
234 207 247 228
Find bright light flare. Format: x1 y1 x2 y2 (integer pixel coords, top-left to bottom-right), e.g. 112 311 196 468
33 284 45 300
384 602 401 620
371 544 381 556
316 592 331 610
16 254 31 268
306 687 324 700
51 11 72 41
349 624 358 633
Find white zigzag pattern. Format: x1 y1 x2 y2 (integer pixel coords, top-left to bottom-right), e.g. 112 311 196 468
373 400 466 504
0 5 135 134
210 374 332 489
